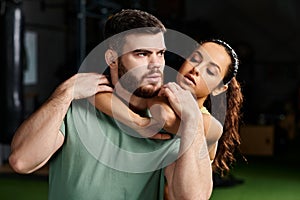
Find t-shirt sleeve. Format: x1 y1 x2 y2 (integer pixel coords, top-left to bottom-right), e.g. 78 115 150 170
59 107 70 137
59 119 66 136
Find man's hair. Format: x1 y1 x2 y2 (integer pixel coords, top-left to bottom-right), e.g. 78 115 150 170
103 9 166 53
104 9 166 39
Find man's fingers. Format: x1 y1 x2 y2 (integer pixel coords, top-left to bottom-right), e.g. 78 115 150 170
98 75 112 85
97 74 113 93
97 85 114 93
149 133 171 140
164 82 180 92
162 87 176 100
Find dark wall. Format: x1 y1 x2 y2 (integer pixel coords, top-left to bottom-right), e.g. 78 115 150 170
15 0 300 125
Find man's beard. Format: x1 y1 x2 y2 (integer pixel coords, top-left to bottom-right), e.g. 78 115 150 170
118 59 163 98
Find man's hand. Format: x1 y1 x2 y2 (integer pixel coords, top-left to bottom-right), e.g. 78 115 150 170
159 82 201 125
51 73 114 104
72 73 113 100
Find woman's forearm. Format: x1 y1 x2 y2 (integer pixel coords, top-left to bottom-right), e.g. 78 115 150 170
91 93 176 139
91 92 151 128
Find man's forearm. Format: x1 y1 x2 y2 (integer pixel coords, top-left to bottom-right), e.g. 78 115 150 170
9 73 113 173
9 80 73 174
167 121 213 200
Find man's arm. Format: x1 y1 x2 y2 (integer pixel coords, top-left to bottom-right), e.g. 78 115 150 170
161 82 213 200
9 73 112 174
165 122 213 200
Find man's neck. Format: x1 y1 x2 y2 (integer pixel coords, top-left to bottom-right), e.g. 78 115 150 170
128 95 148 113
114 82 148 113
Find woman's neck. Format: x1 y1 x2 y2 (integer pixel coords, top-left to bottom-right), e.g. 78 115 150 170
197 96 207 109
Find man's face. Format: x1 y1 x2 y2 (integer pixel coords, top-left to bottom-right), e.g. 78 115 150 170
116 32 166 98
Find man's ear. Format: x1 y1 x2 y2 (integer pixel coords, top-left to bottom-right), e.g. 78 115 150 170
211 84 228 96
105 49 118 69
105 49 119 85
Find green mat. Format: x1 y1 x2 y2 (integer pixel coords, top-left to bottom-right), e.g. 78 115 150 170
1 156 300 200
211 157 300 200
0 174 48 200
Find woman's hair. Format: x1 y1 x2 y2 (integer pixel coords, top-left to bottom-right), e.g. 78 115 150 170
213 77 243 175
202 39 244 176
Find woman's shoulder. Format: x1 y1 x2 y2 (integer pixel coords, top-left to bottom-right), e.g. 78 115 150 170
203 113 223 141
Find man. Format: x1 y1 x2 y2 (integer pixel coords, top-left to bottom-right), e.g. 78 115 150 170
9 9 212 199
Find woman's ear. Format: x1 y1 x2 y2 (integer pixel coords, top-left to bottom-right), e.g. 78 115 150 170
211 84 228 96
105 49 118 69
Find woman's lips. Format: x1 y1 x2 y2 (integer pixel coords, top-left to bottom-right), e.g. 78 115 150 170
184 74 196 85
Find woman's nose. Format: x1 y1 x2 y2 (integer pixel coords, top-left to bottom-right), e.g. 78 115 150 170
190 66 200 76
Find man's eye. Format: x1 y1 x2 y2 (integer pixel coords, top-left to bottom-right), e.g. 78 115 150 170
137 52 147 57
158 51 165 56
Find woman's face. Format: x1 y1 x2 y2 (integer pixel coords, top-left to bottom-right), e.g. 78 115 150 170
177 42 231 98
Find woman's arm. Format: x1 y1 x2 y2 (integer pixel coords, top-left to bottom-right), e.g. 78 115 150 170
148 98 224 161
89 92 172 139
90 92 148 126
202 114 223 161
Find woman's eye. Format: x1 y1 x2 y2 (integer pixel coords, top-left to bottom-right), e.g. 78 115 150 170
207 68 215 76
189 52 202 64
189 57 197 63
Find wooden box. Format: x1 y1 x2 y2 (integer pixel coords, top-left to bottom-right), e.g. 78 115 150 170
239 125 274 156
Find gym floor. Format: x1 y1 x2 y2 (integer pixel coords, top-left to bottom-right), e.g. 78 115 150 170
1 137 300 200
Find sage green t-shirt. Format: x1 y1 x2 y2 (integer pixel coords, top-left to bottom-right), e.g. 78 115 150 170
49 99 180 200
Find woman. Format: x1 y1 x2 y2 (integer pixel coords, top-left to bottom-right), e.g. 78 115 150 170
89 38 243 175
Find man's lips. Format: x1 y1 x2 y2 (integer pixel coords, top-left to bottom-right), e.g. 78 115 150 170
184 74 196 85
147 73 161 78
144 73 162 83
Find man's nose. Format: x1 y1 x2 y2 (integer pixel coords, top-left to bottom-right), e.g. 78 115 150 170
148 54 163 69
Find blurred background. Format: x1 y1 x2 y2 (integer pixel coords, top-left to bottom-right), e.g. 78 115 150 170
1 0 300 199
